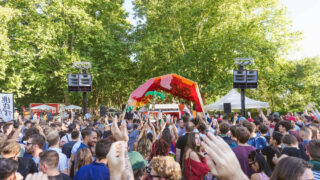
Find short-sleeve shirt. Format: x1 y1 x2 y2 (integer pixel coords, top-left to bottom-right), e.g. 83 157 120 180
73 161 110 180
233 145 256 177
71 141 82 155
18 157 38 178
128 129 139 151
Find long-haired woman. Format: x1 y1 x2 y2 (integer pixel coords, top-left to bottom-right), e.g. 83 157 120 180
71 148 93 177
136 136 153 160
248 150 272 180
183 132 209 180
149 128 172 160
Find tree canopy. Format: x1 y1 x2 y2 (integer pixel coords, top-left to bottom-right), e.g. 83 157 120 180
0 0 318 112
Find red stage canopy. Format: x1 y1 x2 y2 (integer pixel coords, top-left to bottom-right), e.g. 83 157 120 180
129 74 204 112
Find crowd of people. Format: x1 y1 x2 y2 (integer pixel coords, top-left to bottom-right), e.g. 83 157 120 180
0 103 320 180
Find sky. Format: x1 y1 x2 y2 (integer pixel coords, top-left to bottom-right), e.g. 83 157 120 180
123 0 320 60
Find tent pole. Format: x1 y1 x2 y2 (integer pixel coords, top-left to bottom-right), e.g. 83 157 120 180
241 88 245 117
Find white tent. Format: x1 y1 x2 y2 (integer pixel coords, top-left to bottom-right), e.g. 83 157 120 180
206 89 269 111
31 104 56 110
64 105 82 110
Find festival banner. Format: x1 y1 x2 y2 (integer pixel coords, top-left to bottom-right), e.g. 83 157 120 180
0 93 14 122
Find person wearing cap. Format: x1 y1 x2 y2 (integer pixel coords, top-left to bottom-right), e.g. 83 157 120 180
286 115 300 130
128 151 148 179
286 117 302 142
239 116 247 123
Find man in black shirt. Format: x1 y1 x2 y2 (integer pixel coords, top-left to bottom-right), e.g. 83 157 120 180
0 139 38 178
275 134 309 163
39 150 71 180
175 121 194 166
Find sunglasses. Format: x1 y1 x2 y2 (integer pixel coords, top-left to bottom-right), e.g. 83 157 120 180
26 142 34 146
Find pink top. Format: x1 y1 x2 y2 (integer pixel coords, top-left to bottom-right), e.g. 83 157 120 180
257 172 269 180
184 157 210 180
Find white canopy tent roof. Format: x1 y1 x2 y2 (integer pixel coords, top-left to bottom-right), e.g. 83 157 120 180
206 89 269 111
31 104 56 110
64 105 82 110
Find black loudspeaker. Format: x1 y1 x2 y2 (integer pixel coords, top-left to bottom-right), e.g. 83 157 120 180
223 103 231 114
100 106 107 117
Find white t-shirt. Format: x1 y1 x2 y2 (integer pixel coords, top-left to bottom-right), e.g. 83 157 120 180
61 134 72 144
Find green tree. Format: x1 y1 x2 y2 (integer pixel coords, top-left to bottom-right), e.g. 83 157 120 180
1 0 134 109
133 0 300 105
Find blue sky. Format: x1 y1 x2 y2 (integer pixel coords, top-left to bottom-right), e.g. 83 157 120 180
123 0 320 59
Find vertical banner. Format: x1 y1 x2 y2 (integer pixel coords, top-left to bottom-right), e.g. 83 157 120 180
0 93 14 122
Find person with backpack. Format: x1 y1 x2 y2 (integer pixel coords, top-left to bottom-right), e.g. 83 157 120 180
255 124 269 150
60 124 77 147
62 130 80 159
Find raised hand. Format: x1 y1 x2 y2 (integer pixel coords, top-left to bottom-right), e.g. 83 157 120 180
248 111 251 118
107 142 126 178
111 116 128 142
119 120 129 142
107 141 134 180
201 132 248 180
267 108 271 116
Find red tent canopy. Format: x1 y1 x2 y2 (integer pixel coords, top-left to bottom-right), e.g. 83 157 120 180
129 74 204 112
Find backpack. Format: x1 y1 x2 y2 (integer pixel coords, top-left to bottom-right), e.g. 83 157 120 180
62 141 77 158
255 136 268 150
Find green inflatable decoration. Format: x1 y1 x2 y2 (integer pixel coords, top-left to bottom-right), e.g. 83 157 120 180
145 91 165 100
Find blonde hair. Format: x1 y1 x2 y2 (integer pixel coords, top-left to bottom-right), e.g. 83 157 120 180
136 136 152 159
0 139 20 155
74 148 93 174
39 150 59 168
46 130 60 147
149 156 181 180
